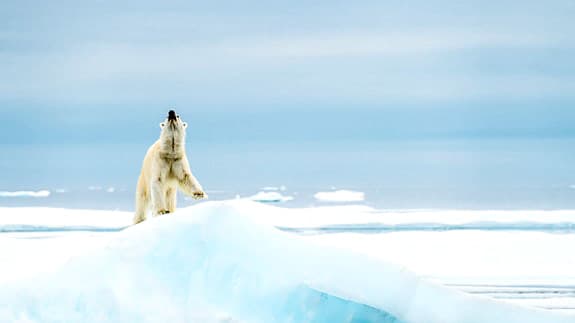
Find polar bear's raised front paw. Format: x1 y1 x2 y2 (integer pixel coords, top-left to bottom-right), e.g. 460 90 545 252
192 191 208 200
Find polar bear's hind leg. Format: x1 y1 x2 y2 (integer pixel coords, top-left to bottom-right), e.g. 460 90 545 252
133 181 149 224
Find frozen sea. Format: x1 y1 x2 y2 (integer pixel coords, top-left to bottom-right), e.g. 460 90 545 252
1 138 575 322
1 138 575 210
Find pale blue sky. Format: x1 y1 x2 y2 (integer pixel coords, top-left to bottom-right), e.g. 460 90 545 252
1 0 574 143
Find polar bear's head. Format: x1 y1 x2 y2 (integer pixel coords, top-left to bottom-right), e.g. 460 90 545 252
159 110 188 153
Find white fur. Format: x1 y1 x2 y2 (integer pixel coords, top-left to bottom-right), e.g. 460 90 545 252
133 113 207 224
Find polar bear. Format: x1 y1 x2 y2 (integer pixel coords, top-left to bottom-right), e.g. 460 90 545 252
133 110 207 224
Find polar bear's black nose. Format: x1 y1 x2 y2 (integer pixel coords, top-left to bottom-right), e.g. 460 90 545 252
168 110 177 121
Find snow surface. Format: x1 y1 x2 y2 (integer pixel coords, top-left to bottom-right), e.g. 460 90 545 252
249 191 294 203
0 201 573 323
0 190 50 198
314 190 365 202
306 231 575 287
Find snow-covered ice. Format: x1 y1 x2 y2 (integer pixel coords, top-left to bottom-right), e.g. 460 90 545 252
0 207 130 233
314 190 365 202
0 201 573 322
261 186 287 191
0 190 51 198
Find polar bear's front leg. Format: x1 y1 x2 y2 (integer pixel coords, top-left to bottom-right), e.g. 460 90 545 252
173 157 207 200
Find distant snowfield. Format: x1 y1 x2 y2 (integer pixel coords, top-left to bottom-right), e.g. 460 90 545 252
0 201 574 322
249 191 294 203
0 190 51 198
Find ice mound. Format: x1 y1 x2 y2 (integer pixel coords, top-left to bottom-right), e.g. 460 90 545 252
0 190 50 198
249 191 294 203
0 201 572 323
314 190 365 202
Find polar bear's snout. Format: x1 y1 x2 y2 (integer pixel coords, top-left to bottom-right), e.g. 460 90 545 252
168 110 177 121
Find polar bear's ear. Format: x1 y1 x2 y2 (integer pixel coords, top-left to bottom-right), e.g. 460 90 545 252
160 122 165 129
182 122 188 128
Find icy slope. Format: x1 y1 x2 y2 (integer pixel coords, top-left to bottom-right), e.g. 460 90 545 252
0 201 573 323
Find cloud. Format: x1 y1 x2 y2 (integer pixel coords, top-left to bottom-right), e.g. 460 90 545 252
221 30 561 58
0 9 574 105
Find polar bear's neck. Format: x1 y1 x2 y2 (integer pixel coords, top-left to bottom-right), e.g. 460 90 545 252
159 133 185 159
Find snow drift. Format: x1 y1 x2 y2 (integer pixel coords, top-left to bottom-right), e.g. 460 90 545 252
0 201 573 323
